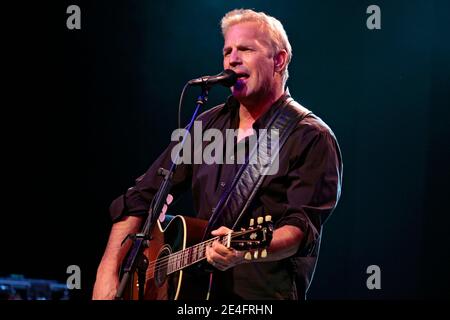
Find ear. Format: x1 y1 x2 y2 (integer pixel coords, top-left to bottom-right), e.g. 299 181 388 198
273 50 288 73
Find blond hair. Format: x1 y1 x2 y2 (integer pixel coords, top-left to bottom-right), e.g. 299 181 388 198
221 9 292 86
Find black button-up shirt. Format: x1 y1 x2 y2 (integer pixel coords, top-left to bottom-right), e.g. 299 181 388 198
110 92 343 300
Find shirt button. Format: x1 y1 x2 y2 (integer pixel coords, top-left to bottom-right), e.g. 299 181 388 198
220 181 226 187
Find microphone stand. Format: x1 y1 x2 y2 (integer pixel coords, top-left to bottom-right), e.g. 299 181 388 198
115 85 209 300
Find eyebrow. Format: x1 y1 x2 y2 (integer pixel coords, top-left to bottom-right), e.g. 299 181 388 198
223 44 253 54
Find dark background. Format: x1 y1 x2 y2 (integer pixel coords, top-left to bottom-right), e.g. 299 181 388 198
3 0 449 300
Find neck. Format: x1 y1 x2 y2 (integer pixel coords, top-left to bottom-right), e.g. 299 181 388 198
239 87 285 127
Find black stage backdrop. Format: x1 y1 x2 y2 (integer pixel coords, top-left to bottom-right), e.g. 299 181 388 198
2 0 449 300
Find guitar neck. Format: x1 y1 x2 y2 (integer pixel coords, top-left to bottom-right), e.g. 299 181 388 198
166 235 228 274
150 219 270 277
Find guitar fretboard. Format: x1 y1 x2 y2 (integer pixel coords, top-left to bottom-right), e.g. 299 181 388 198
166 236 228 274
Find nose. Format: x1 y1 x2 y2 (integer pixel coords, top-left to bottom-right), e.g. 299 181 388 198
226 49 242 68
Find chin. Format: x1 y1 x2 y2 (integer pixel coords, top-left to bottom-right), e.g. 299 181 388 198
234 80 253 94
232 87 247 99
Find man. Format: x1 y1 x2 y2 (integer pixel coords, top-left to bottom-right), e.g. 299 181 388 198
93 9 342 300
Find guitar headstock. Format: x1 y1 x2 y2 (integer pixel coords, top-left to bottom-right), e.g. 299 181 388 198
229 215 273 260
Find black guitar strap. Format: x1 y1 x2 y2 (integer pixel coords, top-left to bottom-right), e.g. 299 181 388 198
203 95 312 238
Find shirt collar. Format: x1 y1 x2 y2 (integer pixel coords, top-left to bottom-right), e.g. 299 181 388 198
223 88 291 130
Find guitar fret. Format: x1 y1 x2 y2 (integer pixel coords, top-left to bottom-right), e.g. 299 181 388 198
188 247 193 265
176 252 181 270
171 254 176 273
168 255 173 274
174 253 178 271
201 242 206 258
183 249 188 266
192 245 197 261
201 242 206 259
180 251 183 268
173 254 177 272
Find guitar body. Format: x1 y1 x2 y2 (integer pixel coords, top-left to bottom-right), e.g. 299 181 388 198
123 215 211 300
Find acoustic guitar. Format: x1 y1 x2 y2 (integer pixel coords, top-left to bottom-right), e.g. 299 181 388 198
121 214 273 300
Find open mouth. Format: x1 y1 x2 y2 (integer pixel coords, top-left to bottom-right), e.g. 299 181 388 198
233 72 249 90
236 73 249 79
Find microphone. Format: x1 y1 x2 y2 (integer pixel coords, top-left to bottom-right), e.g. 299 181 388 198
188 69 238 88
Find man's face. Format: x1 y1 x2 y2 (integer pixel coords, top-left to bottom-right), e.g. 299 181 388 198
223 22 277 105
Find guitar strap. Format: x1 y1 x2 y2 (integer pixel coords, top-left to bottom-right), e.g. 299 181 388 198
203 94 312 239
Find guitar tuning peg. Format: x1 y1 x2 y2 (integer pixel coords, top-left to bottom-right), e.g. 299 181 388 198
257 216 264 224
253 250 259 259
265 215 272 222
244 252 252 260
249 218 254 227
261 249 267 258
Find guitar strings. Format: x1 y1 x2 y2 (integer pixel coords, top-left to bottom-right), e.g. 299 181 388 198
145 237 223 276
141 229 256 277
144 229 248 272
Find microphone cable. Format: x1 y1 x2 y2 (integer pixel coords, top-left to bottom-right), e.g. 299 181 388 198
177 82 190 129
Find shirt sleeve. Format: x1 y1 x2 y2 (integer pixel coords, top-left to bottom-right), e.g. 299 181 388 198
276 123 343 257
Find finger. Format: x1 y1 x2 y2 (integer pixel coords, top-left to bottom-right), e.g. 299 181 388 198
209 247 233 267
159 204 168 222
205 245 211 262
212 241 234 256
207 243 225 263
211 226 231 236
166 194 173 205
206 245 217 266
232 249 244 259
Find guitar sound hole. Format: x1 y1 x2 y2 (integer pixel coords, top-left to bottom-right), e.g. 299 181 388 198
154 246 171 287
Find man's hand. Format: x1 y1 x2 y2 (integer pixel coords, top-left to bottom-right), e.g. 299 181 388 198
205 226 245 271
158 193 173 222
205 225 304 271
